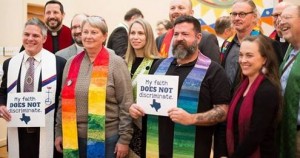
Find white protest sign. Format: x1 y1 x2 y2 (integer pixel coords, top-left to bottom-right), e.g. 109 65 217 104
7 92 45 127
136 74 178 116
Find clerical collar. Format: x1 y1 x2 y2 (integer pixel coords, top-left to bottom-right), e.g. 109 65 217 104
51 31 58 36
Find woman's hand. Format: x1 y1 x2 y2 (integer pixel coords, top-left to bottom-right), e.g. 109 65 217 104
55 136 63 153
114 143 129 158
129 104 145 119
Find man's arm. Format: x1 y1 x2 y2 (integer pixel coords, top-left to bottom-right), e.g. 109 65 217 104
168 104 228 126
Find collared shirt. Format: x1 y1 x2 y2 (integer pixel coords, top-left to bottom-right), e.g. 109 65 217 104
21 52 42 92
280 48 300 124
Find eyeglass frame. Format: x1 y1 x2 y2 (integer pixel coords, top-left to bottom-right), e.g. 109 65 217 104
230 11 254 18
271 13 281 19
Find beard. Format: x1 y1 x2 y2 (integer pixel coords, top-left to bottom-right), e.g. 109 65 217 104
172 39 198 59
46 18 62 30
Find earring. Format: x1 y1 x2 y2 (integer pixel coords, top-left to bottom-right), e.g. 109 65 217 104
261 66 268 74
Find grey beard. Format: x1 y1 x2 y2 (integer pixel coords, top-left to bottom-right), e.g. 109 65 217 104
172 40 197 59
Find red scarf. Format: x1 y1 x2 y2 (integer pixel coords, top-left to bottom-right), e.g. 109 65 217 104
158 28 174 58
226 74 265 158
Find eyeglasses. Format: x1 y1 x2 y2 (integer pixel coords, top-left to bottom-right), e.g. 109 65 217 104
280 15 296 20
271 13 281 19
230 11 254 18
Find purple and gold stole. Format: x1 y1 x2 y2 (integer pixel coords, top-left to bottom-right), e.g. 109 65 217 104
146 52 211 157
61 47 109 158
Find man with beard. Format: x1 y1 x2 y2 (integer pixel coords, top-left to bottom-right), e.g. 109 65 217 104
56 14 88 60
156 0 220 63
43 0 73 53
129 15 230 158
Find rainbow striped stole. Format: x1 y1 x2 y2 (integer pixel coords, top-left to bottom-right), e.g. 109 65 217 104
159 29 174 58
146 53 211 157
61 48 109 158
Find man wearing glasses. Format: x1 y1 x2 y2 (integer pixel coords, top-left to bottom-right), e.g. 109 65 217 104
269 2 292 56
220 0 282 94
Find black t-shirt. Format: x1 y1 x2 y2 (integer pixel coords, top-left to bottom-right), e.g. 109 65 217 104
141 57 231 158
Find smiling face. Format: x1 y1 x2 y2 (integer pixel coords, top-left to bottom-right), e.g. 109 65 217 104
239 41 266 81
129 23 146 53
82 23 107 51
44 3 64 31
280 6 300 46
71 15 87 46
169 0 193 23
23 25 47 56
231 2 256 33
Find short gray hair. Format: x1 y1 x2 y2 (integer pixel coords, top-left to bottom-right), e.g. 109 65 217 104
82 16 108 35
25 18 48 37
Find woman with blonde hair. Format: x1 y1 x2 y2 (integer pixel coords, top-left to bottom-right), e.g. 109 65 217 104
125 18 159 158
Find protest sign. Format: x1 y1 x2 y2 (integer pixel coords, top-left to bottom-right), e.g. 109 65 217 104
136 74 178 116
7 92 45 127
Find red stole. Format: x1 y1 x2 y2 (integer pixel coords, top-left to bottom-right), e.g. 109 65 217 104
269 30 277 40
43 25 73 53
227 74 265 158
158 28 174 58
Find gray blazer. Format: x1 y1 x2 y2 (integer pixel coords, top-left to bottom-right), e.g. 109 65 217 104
55 44 78 60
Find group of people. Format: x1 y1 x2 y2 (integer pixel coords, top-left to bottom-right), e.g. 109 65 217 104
0 0 300 158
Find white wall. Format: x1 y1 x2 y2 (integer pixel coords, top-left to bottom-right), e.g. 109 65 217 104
0 0 170 47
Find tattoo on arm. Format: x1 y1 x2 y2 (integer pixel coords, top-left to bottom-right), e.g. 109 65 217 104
195 105 227 126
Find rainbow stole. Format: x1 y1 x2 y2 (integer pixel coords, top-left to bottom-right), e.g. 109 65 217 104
220 27 260 63
159 29 174 58
61 48 109 158
146 53 211 157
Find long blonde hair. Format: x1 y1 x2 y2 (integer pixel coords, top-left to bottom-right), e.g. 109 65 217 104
125 18 159 64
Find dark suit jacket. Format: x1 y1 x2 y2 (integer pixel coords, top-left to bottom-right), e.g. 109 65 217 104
156 30 220 63
107 26 128 57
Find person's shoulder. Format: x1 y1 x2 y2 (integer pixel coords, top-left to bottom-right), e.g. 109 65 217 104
55 55 67 64
111 26 127 34
56 44 76 56
61 25 71 31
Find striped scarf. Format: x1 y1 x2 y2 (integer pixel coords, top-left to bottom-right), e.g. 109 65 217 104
61 47 109 158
